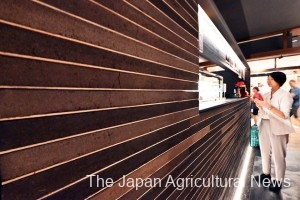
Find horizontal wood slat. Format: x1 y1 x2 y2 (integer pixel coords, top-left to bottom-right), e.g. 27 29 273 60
2 118 193 199
1 100 198 151
37 0 197 64
1 108 198 182
148 0 197 37
0 22 198 74
0 0 251 199
0 55 198 89
0 89 198 119
161 0 198 30
138 103 246 199
0 0 198 61
108 0 198 48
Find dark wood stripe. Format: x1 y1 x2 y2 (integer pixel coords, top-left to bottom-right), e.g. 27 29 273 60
92 103 244 199
38 0 197 64
0 89 198 119
177 0 198 19
0 108 198 182
0 100 198 151
190 113 249 199
186 0 198 13
149 0 197 38
157 0 197 30
2 111 202 199
0 0 198 60
0 0 252 199
43 117 210 200
138 104 244 199
139 103 247 199
124 0 197 43
185 118 246 199
118 150 190 200
0 56 197 90
188 115 247 198
155 114 243 199
0 22 198 74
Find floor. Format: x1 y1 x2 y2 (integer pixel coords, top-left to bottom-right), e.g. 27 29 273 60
249 119 300 200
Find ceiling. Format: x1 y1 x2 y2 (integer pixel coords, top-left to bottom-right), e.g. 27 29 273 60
210 0 300 73
213 0 300 42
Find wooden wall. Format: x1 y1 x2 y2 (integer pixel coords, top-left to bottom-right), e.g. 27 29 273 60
0 1 250 199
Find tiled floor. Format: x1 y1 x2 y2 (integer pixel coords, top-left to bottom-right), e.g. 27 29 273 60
249 125 300 200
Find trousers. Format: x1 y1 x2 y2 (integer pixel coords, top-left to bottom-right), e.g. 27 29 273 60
259 119 288 181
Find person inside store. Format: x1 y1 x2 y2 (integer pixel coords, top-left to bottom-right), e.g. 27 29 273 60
254 72 294 192
289 79 300 119
251 87 263 126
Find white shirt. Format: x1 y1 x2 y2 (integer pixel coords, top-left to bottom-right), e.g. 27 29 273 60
259 88 294 135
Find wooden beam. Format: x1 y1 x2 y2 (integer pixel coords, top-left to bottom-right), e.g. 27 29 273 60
246 46 300 61
283 30 288 49
251 65 300 74
237 26 300 44
199 61 214 67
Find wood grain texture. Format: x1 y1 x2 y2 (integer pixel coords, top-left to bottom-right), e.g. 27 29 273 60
1 108 198 181
0 0 251 199
0 89 198 119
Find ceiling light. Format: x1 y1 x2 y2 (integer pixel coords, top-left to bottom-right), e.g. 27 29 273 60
292 39 298 42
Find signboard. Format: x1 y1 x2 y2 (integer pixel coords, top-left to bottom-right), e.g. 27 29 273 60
198 5 245 78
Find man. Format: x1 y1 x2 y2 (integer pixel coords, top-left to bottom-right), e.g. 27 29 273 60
289 80 300 118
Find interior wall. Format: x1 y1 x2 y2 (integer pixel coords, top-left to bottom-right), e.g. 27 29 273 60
0 1 250 199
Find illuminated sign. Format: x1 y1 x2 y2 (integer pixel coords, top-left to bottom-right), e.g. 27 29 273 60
198 4 245 78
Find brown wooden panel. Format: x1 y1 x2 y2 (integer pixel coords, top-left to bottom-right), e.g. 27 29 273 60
106 0 198 48
0 0 252 199
124 0 197 42
88 101 246 198
191 113 249 199
0 21 198 74
43 122 212 200
0 0 198 60
1 108 198 182
37 0 197 64
152 113 242 199
137 103 247 199
0 89 198 119
176 0 198 19
198 127 246 197
139 126 221 200
0 56 197 90
171 126 239 199
117 149 191 200
119 103 246 199
164 0 198 28
185 119 246 199
148 0 197 38
93 127 211 200
0 100 198 151
187 0 198 12
1 113 203 200
137 104 244 199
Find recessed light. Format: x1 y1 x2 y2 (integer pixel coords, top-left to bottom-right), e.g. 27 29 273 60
292 39 298 43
